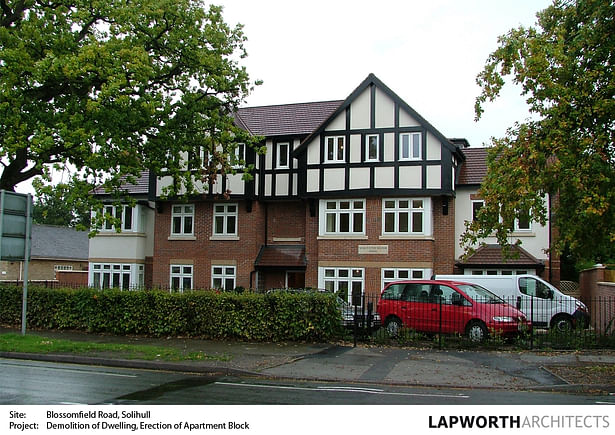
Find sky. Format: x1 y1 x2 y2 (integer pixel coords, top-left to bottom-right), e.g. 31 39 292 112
217 0 553 147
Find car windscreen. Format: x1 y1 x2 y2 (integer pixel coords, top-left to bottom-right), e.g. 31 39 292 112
456 283 504 304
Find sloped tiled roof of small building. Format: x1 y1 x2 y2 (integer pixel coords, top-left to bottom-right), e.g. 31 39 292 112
91 170 150 196
31 224 89 261
458 147 489 185
458 244 544 268
235 100 343 137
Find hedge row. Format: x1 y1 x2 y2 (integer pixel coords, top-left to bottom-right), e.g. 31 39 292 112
0 286 342 342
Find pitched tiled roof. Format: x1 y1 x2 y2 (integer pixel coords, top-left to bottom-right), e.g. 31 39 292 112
458 147 488 185
236 101 343 137
31 224 89 261
458 244 544 268
255 245 307 268
91 170 150 196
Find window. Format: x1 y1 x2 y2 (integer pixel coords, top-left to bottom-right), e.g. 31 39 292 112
514 209 532 232
399 132 421 160
170 265 193 292
382 268 430 288
519 277 552 299
383 198 430 235
213 203 238 236
171 204 194 235
102 205 134 231
321 267 364 306
277 142 289 168
188 146 210 169
325 136 345 162
472 200 484 221
233 143 246 168
320 199 365 235
212 265 236 290
54 265 74 272
366 134 379 161
91 263 137 290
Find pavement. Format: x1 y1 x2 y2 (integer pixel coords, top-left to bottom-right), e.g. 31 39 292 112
1 327 615 394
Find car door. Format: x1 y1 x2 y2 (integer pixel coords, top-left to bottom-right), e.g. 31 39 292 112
430 284 471 334
517 276 552 327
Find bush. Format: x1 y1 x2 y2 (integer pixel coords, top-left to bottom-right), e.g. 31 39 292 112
0 286 342 342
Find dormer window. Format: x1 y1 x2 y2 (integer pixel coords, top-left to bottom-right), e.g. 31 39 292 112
399 132 421 160
277 142 289 168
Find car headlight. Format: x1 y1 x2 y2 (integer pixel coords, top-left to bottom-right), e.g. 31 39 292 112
575 300 587 312
492 316 515 322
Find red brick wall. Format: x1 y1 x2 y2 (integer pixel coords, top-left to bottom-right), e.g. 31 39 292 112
267 201 305 242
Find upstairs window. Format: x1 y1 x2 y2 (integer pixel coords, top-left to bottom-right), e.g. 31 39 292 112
320 199 365 235
103 205 134 232
383 198 430 235
366 134 379 161
171 204 194 235
277 142 289 168
325 136 345 163
472 200 484 221
213 203 238 236
399 132 421 160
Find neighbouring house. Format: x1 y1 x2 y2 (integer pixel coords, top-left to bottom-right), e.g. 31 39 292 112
0 224 89 285
88 73 558 303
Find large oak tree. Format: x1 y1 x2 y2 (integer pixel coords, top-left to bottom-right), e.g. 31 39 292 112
462 0 615 263
1 1 259 209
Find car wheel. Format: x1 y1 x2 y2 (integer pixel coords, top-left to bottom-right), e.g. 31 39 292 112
385 317 402 337
551 314 573 333
466 321 488 342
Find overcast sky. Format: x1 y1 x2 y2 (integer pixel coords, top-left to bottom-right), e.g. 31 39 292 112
218 0 553 147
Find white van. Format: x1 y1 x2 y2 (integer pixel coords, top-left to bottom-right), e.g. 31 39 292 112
432 274 589 331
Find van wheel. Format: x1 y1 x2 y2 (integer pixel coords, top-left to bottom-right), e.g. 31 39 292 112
385 317 402 337
551 314 573 333
466 321 488 342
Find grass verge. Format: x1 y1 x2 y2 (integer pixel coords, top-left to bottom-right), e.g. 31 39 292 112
0 333 231 362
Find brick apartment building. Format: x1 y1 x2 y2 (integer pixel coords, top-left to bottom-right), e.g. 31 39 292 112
89 74 555 302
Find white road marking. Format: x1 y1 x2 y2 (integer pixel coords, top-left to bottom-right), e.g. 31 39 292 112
1 361 137 378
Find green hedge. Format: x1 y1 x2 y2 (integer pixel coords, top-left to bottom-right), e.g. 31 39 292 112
0 286 342 342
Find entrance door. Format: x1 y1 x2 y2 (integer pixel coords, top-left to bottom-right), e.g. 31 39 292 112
287 271 305 289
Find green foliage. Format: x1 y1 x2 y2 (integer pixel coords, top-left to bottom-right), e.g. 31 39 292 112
464 0 615 263
0 286 341 342
0 0 261 212
32 178 92 228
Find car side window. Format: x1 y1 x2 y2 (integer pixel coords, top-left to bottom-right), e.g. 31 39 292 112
519 277 552 299
429 285 457 305
382 283 404 300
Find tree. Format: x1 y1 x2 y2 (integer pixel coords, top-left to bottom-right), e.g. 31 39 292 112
31 178 91 228
0 0 260 209
462 0 615 263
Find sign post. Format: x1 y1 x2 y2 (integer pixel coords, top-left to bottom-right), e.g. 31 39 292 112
0 190 33 335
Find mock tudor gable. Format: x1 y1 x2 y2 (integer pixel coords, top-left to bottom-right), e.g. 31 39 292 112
292 74 464 198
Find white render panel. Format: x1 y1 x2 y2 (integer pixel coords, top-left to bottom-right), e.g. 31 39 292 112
292 173 298 196
213 175 224 195
275 173 289 196
426 165 441 189
307 137 321 165
157 176 173 197
265 174 272 196
375 166 394 189
227 174 245 195
325 112 346 131
89 234 148 261
399 107 420 127
399 166 422 189
349 167 370 190
323 168 346 191
350 88 370 130
265 139 274 170
307 169 320 192
375 86 395 128
350 134 362 163
383 133 395 162
426 132 442 160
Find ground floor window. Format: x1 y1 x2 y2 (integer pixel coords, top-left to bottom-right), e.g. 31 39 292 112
90 263 142 290
319 267 364 306
170 264 193 292
381 268 432 288
212 265 236 290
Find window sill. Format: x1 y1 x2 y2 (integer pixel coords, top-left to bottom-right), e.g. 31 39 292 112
511 232 535 237
96 231 146 237
317 235 368 240
168 235 196 241
209 235 240 241
379 234 434 241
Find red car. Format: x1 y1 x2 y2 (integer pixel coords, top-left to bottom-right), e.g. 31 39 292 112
376 280 530 341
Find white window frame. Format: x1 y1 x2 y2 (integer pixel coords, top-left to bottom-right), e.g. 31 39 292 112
382 198 431 235
171 204 194 236
319 267 364 307
399 132 422 161
468 269 534 276
471 200 484 221
212 265 236 290
319 199 365 236
90 263 136 290
514 209 532 232
325 136 346 163
170 264 193 292
381 268 432 289
102 205 134 232
54 265 74 272
366 134 379 162
233 143 246 169
277 142 290 168
213 203 238 236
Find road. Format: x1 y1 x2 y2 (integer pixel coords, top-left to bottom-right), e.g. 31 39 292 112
1 358 613 405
